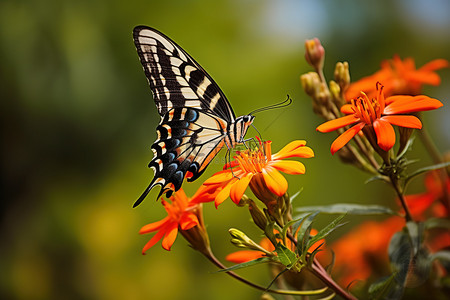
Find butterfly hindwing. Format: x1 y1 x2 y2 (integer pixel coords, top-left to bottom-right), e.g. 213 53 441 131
133 26 236 122
133 107 227 207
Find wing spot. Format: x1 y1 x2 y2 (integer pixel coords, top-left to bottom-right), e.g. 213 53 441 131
157 142 167 155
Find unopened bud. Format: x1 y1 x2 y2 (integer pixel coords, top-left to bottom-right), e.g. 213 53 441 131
228 228 271 253
317 83 331 105
236 194 250 207
329 80 345 108
305 38 325 70
249 200 268 231
300 72 321 98
334 62 350 94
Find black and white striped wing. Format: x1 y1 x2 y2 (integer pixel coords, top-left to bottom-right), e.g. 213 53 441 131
133 26 235 122
133 26 235 206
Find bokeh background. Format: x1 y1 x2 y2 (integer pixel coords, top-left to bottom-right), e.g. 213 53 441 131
1 0 449 299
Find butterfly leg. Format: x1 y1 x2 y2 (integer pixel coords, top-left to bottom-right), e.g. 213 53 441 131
224 146 241 180
243 137 259 150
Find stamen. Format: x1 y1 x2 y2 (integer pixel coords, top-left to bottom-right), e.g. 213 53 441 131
265 141 272 162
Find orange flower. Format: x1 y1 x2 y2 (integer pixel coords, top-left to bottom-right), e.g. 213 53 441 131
330 217 405 287
317 82 443 154
203 140 314 207
404 171 450 220
346 56 449 99
139 187 215 253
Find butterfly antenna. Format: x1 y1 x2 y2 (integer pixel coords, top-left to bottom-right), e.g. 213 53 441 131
248 95 292 115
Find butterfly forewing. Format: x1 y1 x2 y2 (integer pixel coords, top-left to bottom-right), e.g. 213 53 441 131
133 26 235 121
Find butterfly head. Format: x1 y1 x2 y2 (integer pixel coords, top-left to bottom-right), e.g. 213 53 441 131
234 115 255 144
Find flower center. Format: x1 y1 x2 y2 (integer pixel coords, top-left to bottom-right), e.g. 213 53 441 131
350 83 385 124
234 141 272 174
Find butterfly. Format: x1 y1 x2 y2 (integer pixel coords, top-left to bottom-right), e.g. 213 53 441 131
133 26 255 207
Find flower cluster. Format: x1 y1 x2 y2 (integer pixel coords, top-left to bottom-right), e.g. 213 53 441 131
135 36 449 300
316 82 443 154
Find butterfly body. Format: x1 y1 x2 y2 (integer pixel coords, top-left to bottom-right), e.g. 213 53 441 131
133 26 254 206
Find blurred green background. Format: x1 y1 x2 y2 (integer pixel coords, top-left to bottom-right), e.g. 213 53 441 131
1 0 449 299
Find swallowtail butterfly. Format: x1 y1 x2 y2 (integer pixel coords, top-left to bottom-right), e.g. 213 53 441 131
133 26 255 207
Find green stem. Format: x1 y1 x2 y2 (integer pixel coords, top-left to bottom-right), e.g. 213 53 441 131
390 175 413 222
203 250 328 296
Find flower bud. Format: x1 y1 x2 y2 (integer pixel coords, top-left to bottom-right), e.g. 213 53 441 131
329 80 345 108
248 200 268 231
305 38 325 70
300 72 321 98
228 228 271 253
317 83 331 106
334 61 350 94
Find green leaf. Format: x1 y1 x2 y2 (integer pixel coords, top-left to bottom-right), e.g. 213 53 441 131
282 218 303 244
275 242 298 269
291 212 314 236
265 268 289 291
365 174 390 184
306 242 324 268
295 203 397 216
289 188 303 203
405 161 450 186
396 135 415 159
425 217 450 230
296 211 319 256
217 257 272 273
307 214 347 250
368 273 396 300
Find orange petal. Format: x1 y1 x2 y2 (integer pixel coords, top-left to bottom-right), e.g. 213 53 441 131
384 95 412 106
373 119 396 151
262 166 288 196
225 250 264 264
330 122 365 154
214 180 235 208
161 223 178 251
172 188 188 203
316 115 360 133
273 145 314 160
273 140 306 159
270 160 306 175
384 96 443 115
140 217 170 234
419 59 449 72
179 213 199 230
191 184 220 204
380 115 422 129
142 228 166 254
202 170 234 185
341 104 355 114
409 71 441 86
230 174 252 204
